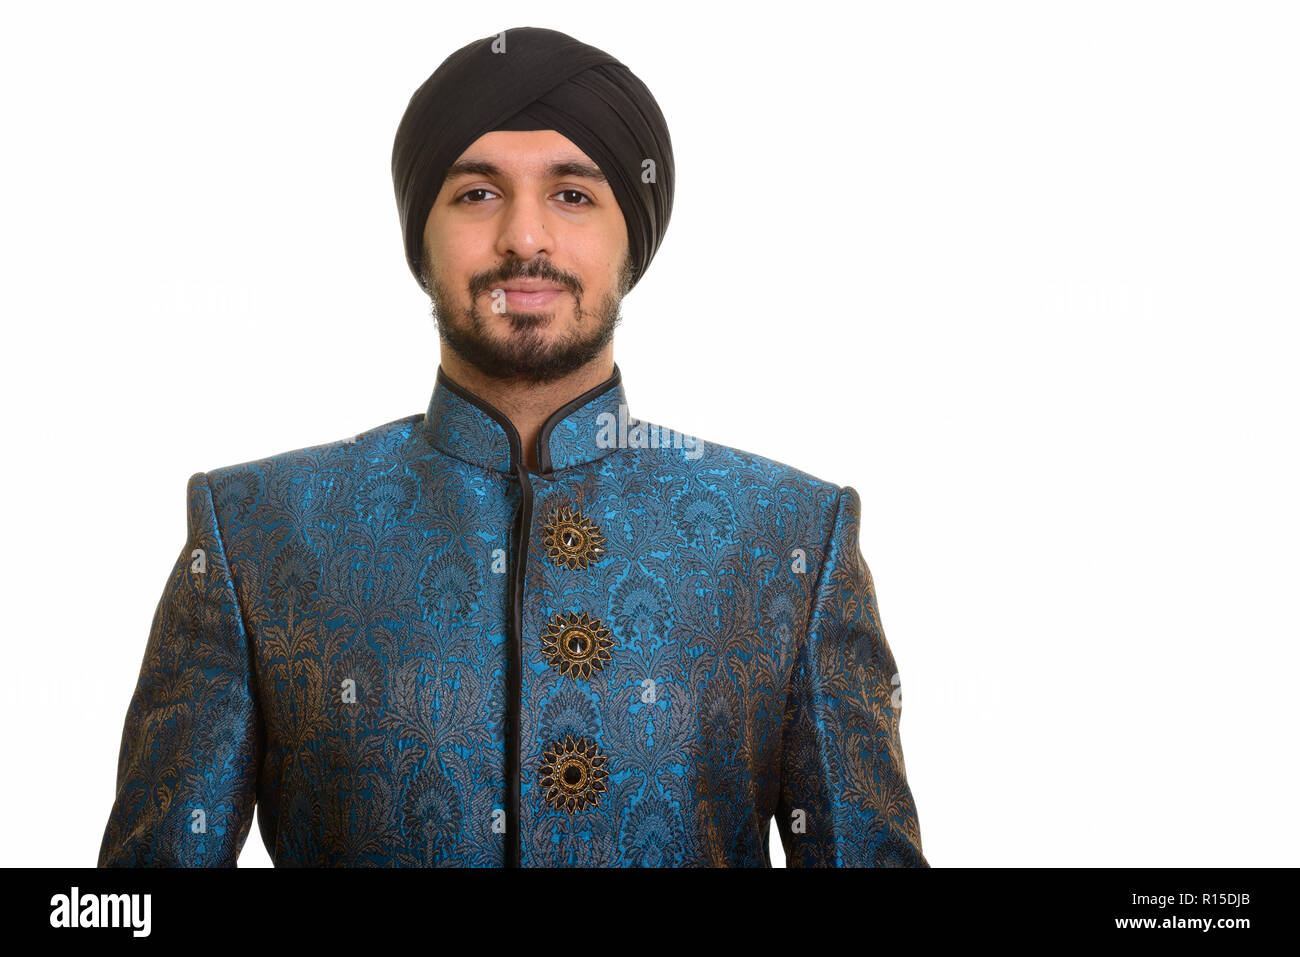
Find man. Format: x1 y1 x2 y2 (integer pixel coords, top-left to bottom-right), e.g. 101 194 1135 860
98 25 928 868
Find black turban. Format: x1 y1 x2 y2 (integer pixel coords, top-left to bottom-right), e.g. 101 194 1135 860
392 26 675 295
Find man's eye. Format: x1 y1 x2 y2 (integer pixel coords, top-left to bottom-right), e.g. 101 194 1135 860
456 188 591 206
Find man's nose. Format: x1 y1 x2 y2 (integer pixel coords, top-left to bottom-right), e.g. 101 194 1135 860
495 195 552 262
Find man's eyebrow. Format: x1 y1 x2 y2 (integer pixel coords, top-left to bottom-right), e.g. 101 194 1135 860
444 158 608 184
444 159 501 180
547 160 607 184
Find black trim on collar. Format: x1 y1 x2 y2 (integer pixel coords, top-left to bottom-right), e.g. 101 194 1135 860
434 366 524 472
434 362 623 476
536 363 622 475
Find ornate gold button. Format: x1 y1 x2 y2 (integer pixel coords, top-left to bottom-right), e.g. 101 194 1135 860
539 734 609 813
540 611 614 679
541 504 606 570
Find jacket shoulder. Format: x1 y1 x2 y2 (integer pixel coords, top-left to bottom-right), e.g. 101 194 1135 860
204 413 421 479
633 415 845 498
200 413 423 526
622 415 848 548
622 418 850 582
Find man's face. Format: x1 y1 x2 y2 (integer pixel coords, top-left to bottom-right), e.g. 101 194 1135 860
423 129 633 384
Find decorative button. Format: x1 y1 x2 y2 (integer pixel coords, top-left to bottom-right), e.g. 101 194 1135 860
539 734 609 813
540 611 614 679
541 505 606 570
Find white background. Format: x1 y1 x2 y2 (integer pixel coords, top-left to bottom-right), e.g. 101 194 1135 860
2 0 1296 867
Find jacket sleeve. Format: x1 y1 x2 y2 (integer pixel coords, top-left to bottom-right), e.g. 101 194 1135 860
775 485 928 867
98 470 262 866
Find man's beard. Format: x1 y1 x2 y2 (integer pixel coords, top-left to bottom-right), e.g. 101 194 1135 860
426 251 632 385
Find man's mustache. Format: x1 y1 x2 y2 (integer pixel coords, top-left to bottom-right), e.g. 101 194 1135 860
469 260 584 297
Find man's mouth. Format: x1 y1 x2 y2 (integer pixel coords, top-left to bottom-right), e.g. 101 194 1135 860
497 281 567 310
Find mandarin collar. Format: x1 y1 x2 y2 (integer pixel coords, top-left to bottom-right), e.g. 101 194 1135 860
422 362 630 475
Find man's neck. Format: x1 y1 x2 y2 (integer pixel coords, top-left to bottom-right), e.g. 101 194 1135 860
438 348 616 471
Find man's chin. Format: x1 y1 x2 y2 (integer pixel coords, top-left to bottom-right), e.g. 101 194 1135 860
430 285 621 383
436 326 604 384
489 309 561 331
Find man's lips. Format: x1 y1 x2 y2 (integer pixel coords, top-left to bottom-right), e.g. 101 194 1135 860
495 282 568 310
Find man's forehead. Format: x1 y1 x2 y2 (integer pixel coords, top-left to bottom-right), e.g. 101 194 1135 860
444 131 611 189
449 130 605 178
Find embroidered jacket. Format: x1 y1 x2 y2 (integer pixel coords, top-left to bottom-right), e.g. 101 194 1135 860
98 363 927 867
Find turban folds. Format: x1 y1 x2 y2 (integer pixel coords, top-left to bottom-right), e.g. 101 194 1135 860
392 26 675 294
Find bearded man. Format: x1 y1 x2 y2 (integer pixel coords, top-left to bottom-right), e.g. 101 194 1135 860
98 25 928 868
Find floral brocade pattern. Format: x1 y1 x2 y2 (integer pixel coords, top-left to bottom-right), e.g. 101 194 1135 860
98 363 928 867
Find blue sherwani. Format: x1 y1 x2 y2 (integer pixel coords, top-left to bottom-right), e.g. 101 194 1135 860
98 363 927 867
